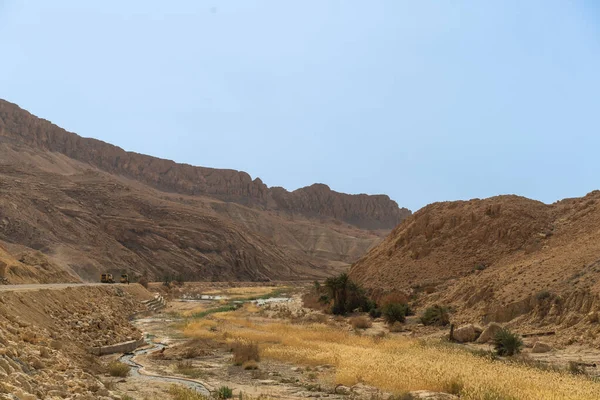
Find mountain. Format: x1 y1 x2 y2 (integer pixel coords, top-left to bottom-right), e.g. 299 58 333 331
350 192 600 343
0 99 410 282
0 99 409 230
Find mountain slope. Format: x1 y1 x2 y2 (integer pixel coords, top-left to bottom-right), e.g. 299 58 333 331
0 99 410 282
350 192 600 343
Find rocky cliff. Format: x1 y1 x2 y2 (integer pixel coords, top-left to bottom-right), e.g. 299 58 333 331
0 99 410 282
0 99 409 230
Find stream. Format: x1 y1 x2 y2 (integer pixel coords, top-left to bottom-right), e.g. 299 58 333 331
119 338 210 395
117 295 292 395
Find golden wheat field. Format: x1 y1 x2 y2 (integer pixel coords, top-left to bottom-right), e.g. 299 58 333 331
183 304 600 400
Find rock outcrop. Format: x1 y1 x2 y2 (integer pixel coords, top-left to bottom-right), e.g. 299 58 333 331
476 323 503 344
0 99 409 230
452 324 479 343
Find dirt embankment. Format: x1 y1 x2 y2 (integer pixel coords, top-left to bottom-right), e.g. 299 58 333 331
0 284 152 399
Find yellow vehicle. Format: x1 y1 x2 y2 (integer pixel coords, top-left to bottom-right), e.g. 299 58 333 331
120 274 129 284
101 273 115 283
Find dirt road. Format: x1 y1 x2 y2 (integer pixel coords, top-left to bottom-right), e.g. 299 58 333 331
0 282 129 292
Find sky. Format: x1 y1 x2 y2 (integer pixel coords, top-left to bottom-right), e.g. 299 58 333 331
1 1 599 211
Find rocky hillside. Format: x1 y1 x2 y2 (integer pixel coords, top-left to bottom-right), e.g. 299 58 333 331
0 285 150 398
0 99 409 230
350 192 600 344
350 195 554 291
0 99 410 282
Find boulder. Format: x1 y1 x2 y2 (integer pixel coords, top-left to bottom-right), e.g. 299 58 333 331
476 322 503 344
452 324 478 343
532 341 552 353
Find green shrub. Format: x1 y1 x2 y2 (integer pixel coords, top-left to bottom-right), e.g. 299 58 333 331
420 305 450 326
325 273 370 315
369 308 382 318
568 361 587 375
107 361 130 377
215 386 233 399
493 328 523 356
382 303 409 324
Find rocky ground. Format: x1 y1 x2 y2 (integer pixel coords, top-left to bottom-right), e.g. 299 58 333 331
0 284 152 399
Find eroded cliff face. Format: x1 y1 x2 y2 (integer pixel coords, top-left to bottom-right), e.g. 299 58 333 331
272 184 411 230
0 99 409 230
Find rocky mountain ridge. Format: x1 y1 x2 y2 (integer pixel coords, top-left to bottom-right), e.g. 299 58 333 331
0 99 410 230
0 99 409 282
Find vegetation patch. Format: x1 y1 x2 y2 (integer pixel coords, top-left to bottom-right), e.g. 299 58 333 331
169 385 208 400
420 305 450 326
215 386 233 399
176 360 204 379
324 273 372 315
493 329 523 356
107 361 130 377
231 341 260 366
191 305 238 319
350 316 372 329
382 303 411 324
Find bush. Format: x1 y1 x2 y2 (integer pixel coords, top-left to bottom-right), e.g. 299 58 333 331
215 386 233 399
568 361 587 375
350 316 372 330
389 321 404 332
231 341 260 366
107 361 130 377
369 308 382 318
382 303 410 324
169 385 208 400
443 377 464 395
493 328 523 356
420 305 450 326
176 360 203 378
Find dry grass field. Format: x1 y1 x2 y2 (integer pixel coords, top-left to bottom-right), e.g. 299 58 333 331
183 304 600 400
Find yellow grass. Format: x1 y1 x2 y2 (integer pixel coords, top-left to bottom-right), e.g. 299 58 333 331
203 286 284 299
184 307 600 400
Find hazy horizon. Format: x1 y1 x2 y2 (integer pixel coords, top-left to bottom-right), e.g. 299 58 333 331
2 1 600 211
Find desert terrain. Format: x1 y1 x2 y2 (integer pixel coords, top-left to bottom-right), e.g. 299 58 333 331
3 99 600 400
3 282 600 400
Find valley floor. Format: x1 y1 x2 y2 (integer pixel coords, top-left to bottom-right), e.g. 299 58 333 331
109 284 600 400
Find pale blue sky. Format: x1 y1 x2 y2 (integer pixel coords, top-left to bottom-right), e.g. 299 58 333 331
1 1 599 211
